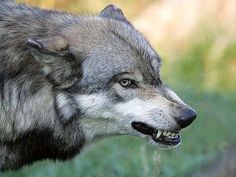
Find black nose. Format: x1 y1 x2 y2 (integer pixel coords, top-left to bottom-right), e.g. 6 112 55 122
175 107 197 129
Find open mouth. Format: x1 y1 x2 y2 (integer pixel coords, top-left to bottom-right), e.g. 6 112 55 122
131 122 181 146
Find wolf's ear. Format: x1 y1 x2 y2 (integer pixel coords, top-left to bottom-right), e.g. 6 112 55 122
27 36 81 88
100 4 130 24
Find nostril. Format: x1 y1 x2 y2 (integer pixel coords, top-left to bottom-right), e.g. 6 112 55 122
186 108 197 120
176 108 197 129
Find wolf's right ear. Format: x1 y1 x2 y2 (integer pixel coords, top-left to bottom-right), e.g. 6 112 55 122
100 4 130 24
27 36 82 88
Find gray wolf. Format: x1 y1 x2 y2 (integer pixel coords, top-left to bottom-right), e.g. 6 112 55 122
0 0 197 171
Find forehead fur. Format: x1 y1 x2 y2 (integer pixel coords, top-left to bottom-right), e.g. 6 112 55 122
67 16 160 62
65 17 161 91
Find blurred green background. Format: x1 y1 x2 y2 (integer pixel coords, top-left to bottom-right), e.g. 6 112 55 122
1 0 236 177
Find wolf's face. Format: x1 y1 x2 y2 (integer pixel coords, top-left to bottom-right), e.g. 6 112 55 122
27 5 196 148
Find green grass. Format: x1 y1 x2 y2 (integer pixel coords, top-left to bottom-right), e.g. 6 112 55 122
1 87 236 177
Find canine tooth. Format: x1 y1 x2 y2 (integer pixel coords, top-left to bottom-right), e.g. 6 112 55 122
156 130 162 138
163 131 167 136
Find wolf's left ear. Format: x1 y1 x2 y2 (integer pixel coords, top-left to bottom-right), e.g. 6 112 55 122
100 4 130 24
27 36 82 88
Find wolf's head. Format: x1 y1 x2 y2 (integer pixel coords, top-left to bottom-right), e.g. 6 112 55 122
27 5 196 148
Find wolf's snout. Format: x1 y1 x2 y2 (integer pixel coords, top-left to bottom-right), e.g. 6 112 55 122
175 107 197 129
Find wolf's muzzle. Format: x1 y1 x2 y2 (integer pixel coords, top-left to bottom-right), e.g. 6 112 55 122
175 107 197 129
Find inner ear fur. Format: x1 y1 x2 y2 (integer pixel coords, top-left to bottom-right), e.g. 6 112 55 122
27 36 82 88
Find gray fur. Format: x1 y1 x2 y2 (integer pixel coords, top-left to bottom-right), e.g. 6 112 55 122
0 0 15 3
0 2 196 171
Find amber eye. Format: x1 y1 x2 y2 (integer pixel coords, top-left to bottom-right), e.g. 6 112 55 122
119 79 136 88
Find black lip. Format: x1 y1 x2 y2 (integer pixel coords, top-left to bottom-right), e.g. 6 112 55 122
131 122 157 136
131 121 181 146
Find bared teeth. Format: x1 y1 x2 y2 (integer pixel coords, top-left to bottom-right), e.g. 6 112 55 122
156 130 162 139
156 130 179 139
155 130 179 139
